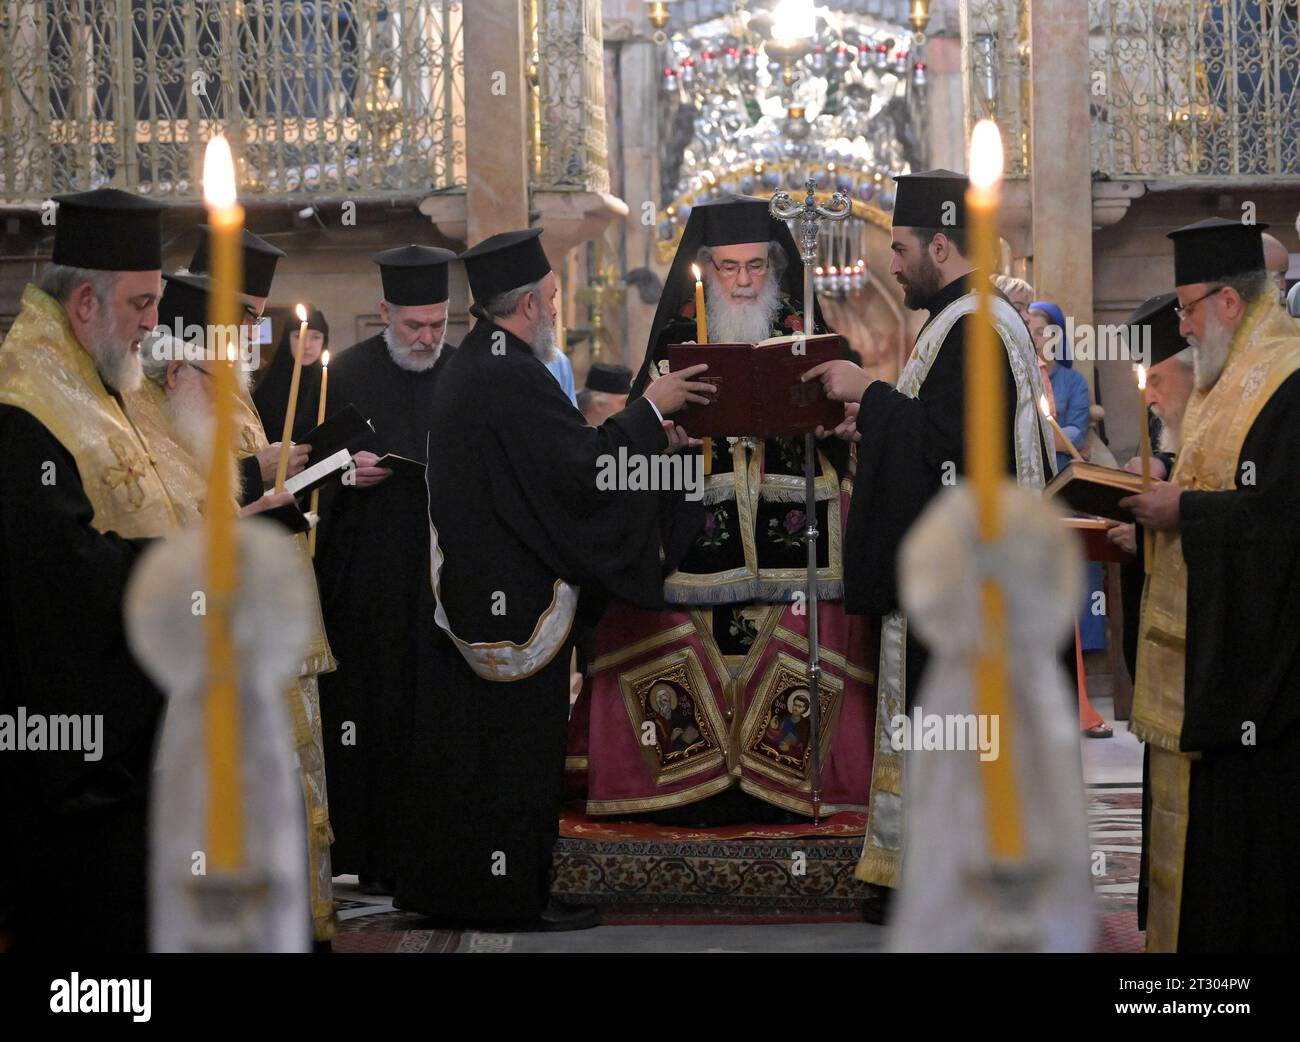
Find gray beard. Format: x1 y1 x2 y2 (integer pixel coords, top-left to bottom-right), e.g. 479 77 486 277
1189 312 1233 391
383 326 443 372
164 374 244 501
1155 412 1182 454
529 311 560 364
705 273 783 344
91 311 142 393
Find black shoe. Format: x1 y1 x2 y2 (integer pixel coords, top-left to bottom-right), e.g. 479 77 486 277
517 898 600 933
861 884 894 926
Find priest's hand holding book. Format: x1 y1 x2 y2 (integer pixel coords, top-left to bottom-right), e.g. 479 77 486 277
800 360 867 442
256 441 310 485
642 362 714 417
1118 481 1181 531
349 449 394 488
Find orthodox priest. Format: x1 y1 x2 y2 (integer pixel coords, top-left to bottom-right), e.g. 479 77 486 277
568 195 876 823
313 245 457 892
126 272 340 946
184 225 308 503
1122 218 1300 953
807 169 1053 896
0 189 174 953
394 228 711 929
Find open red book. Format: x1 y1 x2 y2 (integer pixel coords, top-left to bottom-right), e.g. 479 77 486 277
666 333 846 438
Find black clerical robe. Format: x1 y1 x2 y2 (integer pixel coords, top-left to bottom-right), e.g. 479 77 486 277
394 319 671 923
313 333 454 882
843 272 1025 704
1175 369 1300 952
0 406 159 953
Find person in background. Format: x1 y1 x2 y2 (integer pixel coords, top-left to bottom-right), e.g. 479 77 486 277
1026 300 1110 735
254 305 329 445
992 274 1034 323
577 361 632 426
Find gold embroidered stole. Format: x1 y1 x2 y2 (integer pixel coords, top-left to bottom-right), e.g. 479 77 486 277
1134 300 1300 951
0 286 179 538
857 287 1051 888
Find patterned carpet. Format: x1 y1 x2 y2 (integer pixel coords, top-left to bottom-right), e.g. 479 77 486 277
332 785 1144 952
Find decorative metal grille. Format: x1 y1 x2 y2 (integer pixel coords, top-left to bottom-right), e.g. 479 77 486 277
1089 0 1300 179
0 1 467 202
528 0 610 193
961 0 1300 179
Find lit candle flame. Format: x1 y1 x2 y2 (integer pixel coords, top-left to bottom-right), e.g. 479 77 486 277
969 119 1005 190
322 349 330 368
295 302 308 323
691 264 702 282
1038 393 1050 417
1136 363 1146 391
202 137 237 209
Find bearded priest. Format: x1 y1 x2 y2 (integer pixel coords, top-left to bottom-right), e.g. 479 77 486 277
805 169 1053 902
1122 218 1300 953
567 195 877 825
313 244 458 894
126 272 340 946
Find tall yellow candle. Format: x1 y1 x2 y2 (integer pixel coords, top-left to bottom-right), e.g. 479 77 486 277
274 304 310 493
691 264 712 475
202 136 245 871
1040 394 1084 462
307 349 329 558
965 119 1025 862
1137 364 1154 572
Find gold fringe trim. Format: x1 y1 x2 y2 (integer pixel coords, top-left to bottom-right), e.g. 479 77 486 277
871 758 902 796
855 850 900 887
1127 717 1185 753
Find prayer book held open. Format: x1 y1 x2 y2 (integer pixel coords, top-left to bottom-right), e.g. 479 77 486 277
667 333 846 438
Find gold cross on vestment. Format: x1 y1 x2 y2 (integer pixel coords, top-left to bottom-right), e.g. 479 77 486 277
102 437 147 509
482 652 509 678
239 426 261 456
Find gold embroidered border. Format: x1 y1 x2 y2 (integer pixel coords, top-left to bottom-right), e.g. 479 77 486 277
585 771 736 815
737 777 866 818
738 651 845 789
772 624 874 684
589 621 696 675
616 647 730 786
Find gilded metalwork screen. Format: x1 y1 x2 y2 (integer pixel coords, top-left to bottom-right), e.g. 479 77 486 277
0 0 465 202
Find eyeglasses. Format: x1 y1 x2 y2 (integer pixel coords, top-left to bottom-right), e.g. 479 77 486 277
1174 285 1225 320
711 258 769 278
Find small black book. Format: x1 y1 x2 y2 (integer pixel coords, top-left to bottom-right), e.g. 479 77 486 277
255 501 312 534
374 453 425 478
299 403 374 467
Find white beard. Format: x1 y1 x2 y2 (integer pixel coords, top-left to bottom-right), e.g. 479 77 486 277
383 326 443 372
165 373 215 462
1189 311 1234 391
91 310 143 393
528 311 560 364
705 271 783 345
165 372 244 500
1155 412 1182 454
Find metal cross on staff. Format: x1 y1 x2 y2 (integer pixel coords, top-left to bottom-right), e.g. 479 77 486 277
769 177 850 822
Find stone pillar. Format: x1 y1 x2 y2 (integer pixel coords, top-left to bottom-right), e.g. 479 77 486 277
463 1 530 242
1028 0 1094 391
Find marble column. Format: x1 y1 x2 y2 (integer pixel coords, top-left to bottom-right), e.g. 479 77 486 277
463 1 530 242
1028 0 1094 392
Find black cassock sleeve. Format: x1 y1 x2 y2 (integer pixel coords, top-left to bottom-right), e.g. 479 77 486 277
237 454 263 507
1178 369 1300 751
0 406 160 811
485 359 672 611
844 315 1019 616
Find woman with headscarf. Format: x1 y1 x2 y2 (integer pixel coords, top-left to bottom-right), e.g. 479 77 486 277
254 306 329 444
1026 300 1111 737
